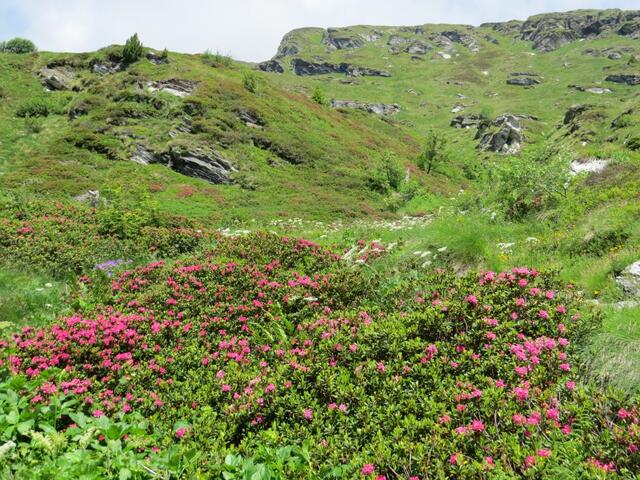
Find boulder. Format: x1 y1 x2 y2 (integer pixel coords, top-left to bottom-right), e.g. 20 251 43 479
616 261 640 297
507 77 540 86
38 67 75 90
330 99 400 115
257 59 284 73
387 35 408 47
91 62 119 75
291 59 390 77
131 145 235 184
323 29 365 50
236 109 264 128
608 51 623 60
146 79 198 97
404 42 432 55
476 115 525 154
450 114 486 129
146 51 169 65
73 190 101 207
563 104 592 125
570 158 609 175
606 74 640 85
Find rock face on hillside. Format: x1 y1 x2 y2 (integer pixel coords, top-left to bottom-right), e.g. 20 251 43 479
617 261 640 297
146 79 198 97
476 115 525 154
38 67 76 90
257 60 284 73
484 10 640 51
330 99 400 115
507 77 540 87
450 114 486 129
132 145 235 184
291 59 390 77
323 28 365 50
606 74 640 85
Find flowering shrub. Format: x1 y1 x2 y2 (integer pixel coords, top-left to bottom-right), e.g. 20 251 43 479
1 233 638 477
0 199 209 275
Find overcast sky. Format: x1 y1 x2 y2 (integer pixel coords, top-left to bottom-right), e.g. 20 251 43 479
0 1 636 61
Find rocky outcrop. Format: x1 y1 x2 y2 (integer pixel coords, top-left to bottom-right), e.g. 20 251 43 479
73 190 101 207
617 261 640 297
606 74 640 85
387 35 408 47
323 28 365 50
570 85 613 94
146 79 198 97
146 51 169 65
131 144 235 184
476 115 525 154
236 109 265 128
484 10 640 51
450 114 486 129
405 42 432 54
257 59 284 73
507 77 540 86
570 158 609 175
330 99 400 115
91 61 120 75
291 59 390 77
38 67 75 90
563 104 593 125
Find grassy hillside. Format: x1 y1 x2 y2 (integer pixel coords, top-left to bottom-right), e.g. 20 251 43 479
0 47 435 223
1 10 640 478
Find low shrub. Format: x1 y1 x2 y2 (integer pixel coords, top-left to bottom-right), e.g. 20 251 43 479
0 37 37 54
1 232 638 477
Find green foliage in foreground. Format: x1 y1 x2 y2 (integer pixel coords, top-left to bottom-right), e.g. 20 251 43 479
0 232 638 478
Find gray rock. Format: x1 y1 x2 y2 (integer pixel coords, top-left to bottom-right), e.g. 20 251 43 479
92 62 119 75
450 114 486 129
131 145 158 165
146 79 198 97
291 58 390 77
405 42 432 55
570 158 609 175
564 104 592 125
617 261 640 297
476 115 525 154
507 77 540 86
608 51 623 59
146 51 169 65
330 99 400 115
38 67 75 90
73 190 101 207
387 35 408 47
323 29 365 50
606 74 640 85
237 109 264 127
257 59 284 73
132 145 235 184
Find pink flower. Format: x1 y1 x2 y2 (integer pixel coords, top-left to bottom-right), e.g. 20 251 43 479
449 453 459 465
303 408 313 421
524 455 536 468
466 295 478 306
539 310 550 320
175 427 187 439
537 449 551 458
361 464 375 475
469 419 485 432
376 362 386 372
92 409 104 417
560 363 571 372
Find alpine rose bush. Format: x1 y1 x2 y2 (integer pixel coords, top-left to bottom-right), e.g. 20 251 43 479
1 233 638 478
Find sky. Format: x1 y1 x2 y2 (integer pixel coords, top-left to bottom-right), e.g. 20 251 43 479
0 1 637 61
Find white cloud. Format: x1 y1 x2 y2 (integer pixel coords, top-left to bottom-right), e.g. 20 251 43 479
5 0 639 61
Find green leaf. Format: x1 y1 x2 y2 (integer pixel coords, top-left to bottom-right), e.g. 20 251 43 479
17 419 34 435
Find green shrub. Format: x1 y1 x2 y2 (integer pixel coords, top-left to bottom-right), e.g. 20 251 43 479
16 100 52 118
369 151 403 193
122 33 143 64
311 86 327 105
242 71 258 93
0 37 36 54
417 130 448 173
203 49 232 67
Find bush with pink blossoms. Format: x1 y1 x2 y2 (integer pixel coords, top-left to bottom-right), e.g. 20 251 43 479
1 233 639 478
